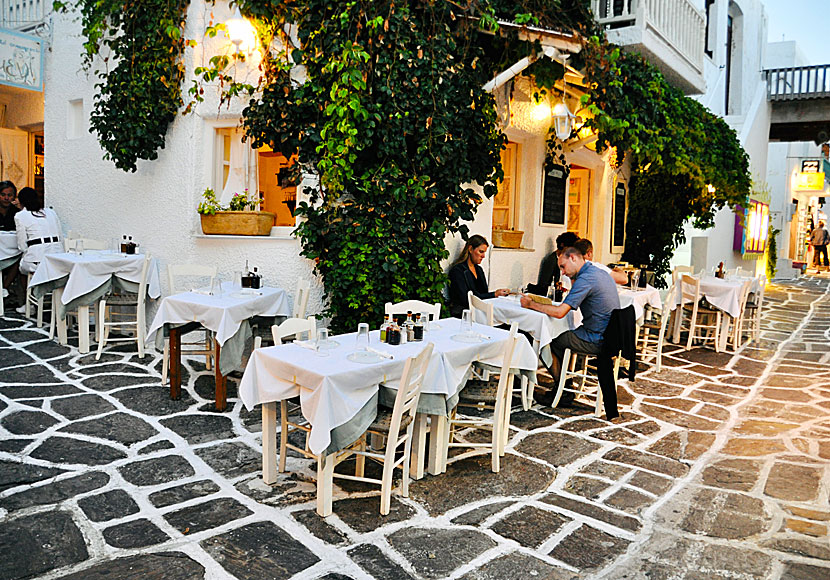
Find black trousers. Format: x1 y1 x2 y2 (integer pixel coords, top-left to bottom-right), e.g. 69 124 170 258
813 245 829 267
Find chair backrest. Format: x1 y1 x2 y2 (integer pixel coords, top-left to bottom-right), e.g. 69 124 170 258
468 291 494 326
660 283 676 321
680 274 701 305
384 300 441 323
167 264 217 294
726 267 738 276
134 253 152 317
293 280 310 318
64 238 107 251
737 279 753 313
389 342 435 429
737 267 754 278
271 316 316 344
752 275 766 309
672 265 693 284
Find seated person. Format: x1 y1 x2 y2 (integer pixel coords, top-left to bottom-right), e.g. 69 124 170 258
448 234 509 318
0 181 19 299
526 231 578 297
15 187 63 277
573 238 628 285
520 245 620 405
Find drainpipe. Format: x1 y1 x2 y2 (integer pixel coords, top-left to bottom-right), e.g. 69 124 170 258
482 45 561 93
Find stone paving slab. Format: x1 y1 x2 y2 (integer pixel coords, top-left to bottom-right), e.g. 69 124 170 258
2 277 830 579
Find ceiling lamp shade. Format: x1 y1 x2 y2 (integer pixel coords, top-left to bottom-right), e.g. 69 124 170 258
552 101 575 141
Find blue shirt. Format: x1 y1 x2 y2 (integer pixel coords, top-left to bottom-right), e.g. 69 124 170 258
563 261 620 343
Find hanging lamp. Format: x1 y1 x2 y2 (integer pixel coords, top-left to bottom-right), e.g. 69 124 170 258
552 55 576 141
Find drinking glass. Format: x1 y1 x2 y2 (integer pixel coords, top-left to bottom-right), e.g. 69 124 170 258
356 323 370 351
420 312 429 334
75 239 84 256
630 270 640 289
209 275 221 297
315 328 330 357
233 271 243 288
461 309 472 335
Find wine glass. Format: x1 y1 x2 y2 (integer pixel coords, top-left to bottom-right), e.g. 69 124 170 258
461 309 472 335
356 323 370 351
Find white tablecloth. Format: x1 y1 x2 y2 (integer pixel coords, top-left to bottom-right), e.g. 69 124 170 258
618 286 662 321
0 231 22 268
483 296 575 354
146 283 290 347
30 251 161 306
673 276 745 318
240 320 538 456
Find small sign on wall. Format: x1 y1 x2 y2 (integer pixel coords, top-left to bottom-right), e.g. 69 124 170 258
611 181 627 253
540 164 568 226
0 29 43 92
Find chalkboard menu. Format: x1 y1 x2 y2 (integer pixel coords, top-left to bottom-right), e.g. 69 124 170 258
541 164 568 225
612 182 627 250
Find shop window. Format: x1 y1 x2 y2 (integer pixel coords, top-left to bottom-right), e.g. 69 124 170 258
493 142 519 231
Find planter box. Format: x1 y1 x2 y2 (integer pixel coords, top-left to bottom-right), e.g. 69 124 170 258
492 229 524 249
200 211 276 236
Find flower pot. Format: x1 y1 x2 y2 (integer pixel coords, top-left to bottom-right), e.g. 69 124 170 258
492 229 524 249
200 211 276 236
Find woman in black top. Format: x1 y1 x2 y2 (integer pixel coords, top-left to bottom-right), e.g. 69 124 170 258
448 234 508 317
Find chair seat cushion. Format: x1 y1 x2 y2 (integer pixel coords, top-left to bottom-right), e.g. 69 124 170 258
368 408 412 433
459 378 500 403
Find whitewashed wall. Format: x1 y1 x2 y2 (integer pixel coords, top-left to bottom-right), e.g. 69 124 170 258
44 5 323 324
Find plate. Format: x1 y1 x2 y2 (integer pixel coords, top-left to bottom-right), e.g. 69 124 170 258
318 339 340 350
347 350 385 364
451 333 485 343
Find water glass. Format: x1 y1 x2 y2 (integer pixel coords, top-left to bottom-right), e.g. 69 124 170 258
356 323 370 351
75 239 84 256
630 270 640 289
315 328 330 356
461 309 472 335
233 271 243 288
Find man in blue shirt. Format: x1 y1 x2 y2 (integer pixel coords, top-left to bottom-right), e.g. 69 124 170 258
520 246 620 404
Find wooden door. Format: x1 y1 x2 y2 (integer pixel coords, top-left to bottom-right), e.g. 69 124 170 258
567 168 590 236
493 142 518 230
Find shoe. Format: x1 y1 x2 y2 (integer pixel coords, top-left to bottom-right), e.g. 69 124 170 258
1 288 8 298
536 383 575 407
16 305 26 314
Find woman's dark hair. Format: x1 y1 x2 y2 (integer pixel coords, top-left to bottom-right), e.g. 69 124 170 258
555 231 579 251
18 187 41 212
454 234 489 266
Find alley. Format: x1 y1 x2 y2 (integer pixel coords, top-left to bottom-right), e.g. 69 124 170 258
1 278 829 580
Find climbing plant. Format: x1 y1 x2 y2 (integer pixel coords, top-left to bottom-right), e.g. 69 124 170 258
54 0 190 172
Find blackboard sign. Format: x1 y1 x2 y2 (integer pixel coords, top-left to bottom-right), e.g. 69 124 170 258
541 164 568 225
612 182 627 251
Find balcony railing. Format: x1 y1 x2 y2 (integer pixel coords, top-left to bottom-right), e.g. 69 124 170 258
1 0 49 31
767 65 830 101
593 0 705 75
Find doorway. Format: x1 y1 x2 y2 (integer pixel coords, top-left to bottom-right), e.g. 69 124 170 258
568 167 591 237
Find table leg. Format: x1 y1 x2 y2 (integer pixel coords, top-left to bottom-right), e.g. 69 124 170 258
78 305 90 354
169 327 181 400
428 415 448 475
54 288 68 345
410 413 427 480
719 315 731 352
262 402 278 484
316 452 335 517
214 339 227 412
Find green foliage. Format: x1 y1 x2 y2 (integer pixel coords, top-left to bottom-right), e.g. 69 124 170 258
767 224 780 280
197 187 256 214
55 0 190 172
242 0 505 332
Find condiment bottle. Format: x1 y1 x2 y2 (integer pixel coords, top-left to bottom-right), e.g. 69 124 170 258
252 267 261 289
120 235 127 253
380 314 390 342
413 314 424 341
388 321 401 345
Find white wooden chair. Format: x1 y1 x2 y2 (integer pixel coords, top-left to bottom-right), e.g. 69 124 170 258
736 267 754 278
384 299 441 325
95 253 152 359
293 280 310 318
63 238 107 252
671 265 694 284
257 317 317 473
467 291 493 326
727 279 754 351
676 274 722 351
161 264 218 383
638 283 675 372
24 273 50 327
318 342 434 516
740 276 766 344
446 323 519 473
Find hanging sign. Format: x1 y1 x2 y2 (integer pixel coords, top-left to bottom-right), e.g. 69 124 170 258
541 164 568 225
802 160 820 173
795 172 825 191
611 182 627 252
0 29 43 91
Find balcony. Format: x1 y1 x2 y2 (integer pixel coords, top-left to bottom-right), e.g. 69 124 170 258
1 0 50 33
593 0 706 95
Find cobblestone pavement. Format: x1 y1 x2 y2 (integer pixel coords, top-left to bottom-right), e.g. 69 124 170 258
1 278 829 580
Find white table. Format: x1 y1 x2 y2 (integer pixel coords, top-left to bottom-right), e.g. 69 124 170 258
618 285 662 321
484 295 575 355
671 275 752 350
29 251 161 353
147 283 290 411
240 320 538 496
0 231 22 269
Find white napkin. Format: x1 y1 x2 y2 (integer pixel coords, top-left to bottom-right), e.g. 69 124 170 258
190 288 212 296
294 340 319 352
366 346 393 359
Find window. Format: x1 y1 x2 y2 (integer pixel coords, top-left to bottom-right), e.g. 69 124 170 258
492 142 519 231
704 0 716 58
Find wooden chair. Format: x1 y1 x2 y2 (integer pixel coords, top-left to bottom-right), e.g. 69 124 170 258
467 291 493 326
24 273 50 327
95 254 152 359
677 274 722 351
638 283 675 372
63 238 107 252
671 265 694 284
736 267 754 278
257 317 317 473
161 264 218 383
446 323 519 473
384 299 441 325
318 342 434 516
740 276 766 344
727 279 754 351
293 280 310 318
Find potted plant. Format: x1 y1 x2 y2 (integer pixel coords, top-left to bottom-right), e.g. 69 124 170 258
197 188 277 236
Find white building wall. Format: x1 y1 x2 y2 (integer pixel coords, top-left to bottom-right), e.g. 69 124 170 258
44 6 323 320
